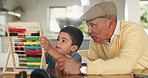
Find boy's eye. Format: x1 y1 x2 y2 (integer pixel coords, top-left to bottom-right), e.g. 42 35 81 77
62 39 67 42
56 38 59 41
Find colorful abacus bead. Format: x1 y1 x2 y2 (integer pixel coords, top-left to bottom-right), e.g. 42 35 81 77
27 62 41 66
27 57 41 62
25 50 42 54
9 32 18 36
28 66 40 69
31 33 40 36
24 46 41 50
23 42 40 45
26 54 42 57
23 37 39 41
9 28 26 32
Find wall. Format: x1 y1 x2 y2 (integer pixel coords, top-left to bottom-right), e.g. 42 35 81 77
15 0 125 36
125 0 140 23
2 0 17 10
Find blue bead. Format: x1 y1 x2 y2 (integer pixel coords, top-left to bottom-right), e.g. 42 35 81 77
24 46 41 50
28 66 40 69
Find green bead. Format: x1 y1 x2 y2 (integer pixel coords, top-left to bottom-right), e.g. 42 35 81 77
23 37 39 41
27 57 41 62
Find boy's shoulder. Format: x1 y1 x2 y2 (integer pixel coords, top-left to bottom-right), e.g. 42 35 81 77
70 52 81 62
70 52 80 56
70 52 81 58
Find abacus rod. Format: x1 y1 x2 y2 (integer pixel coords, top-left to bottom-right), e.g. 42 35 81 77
14 50 25 52
10 37 39 40
15 58 27 60
15 58 41 60
14 62 25 65
14 46 24 48
17 54 26 56
15 66 27 69
11 42 24 44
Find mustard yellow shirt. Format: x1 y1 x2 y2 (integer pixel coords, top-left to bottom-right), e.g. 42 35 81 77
79 20 148 75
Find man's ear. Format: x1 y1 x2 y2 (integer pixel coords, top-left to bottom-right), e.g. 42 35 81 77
107 18 113 27
71 45 78 52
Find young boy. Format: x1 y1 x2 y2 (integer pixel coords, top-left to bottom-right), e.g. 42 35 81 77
40 26 83 68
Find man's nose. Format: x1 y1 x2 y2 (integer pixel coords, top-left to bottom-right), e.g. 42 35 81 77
88 26 92 33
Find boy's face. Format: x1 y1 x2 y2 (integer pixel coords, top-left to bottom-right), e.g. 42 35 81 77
55 32 76 54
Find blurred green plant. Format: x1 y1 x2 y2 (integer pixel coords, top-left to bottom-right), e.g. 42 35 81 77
77 22 89 36
140 3 148 28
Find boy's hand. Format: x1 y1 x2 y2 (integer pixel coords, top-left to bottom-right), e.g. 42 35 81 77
39 36 52 52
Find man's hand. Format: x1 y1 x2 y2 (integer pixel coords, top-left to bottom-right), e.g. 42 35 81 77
39 36 51 52
57 54 81 75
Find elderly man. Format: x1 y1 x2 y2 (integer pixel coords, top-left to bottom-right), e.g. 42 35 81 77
57 1 148 75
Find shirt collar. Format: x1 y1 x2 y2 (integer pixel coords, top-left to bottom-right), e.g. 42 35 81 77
113 19 120 35
106 19 120 45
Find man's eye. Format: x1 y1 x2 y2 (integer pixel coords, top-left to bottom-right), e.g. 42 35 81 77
88 24 96 27
90 24 95 27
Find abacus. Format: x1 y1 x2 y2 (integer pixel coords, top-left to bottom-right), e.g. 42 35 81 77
3 22 46 73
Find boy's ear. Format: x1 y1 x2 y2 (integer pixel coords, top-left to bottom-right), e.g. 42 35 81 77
71 45 78 52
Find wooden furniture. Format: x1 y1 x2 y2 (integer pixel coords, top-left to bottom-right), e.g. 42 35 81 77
1 68 148 78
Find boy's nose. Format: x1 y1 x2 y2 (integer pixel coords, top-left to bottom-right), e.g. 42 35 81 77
56 40 61 45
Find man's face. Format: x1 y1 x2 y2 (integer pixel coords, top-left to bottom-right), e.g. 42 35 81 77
86 17 112 43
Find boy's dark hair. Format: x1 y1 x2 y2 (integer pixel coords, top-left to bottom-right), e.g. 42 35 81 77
60 26 84 50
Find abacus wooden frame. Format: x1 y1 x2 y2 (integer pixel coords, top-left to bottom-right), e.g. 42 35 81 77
3 22 46 73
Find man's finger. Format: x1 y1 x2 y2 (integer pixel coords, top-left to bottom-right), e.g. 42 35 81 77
59 66 64 71
57 57 66 62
